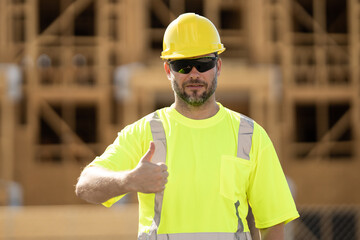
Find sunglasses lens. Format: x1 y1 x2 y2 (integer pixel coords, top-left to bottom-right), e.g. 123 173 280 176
170 57 217 74
171 61 192 74
195 57 217 72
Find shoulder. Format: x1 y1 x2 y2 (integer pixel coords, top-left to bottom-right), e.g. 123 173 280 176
221 105 271 147
222 105 255 124
222 105 255 129
120 107 170 135
222 106 241 119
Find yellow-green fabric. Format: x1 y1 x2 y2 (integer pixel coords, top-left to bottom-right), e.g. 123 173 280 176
89 103 299 234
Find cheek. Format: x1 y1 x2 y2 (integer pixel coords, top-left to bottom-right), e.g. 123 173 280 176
170 77 182 89
204 69 217 80
173 73 187 84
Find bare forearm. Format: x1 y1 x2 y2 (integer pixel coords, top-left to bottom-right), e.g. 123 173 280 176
75 166 132 204
76 143 168 204
260 223 284 240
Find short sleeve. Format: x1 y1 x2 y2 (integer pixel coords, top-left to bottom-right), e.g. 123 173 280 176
247 127 299 229
87 119 152 207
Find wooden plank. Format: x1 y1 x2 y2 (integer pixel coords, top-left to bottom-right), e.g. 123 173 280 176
170 0 185 17
246 0 267 63
39 100 96 157
38 0 93 38
285 87 356 100
204 0 220 27
279 0 294 85
0 70 16 182
307 110 350 158
0 204 139 239
150 0 175 26
348 0 360 161
0 0 7 61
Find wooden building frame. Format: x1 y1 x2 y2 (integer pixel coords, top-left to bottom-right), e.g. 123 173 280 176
0 0 359 206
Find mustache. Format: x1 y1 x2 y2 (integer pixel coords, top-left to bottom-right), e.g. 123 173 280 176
183 79 207 87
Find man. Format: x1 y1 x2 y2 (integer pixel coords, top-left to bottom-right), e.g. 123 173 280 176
76 13 299 240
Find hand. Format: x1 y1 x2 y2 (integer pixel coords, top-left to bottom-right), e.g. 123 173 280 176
128 142 169 193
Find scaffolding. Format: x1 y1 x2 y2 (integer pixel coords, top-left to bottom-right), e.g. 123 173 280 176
0 0 359 208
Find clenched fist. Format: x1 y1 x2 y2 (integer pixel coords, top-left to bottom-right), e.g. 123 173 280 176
128 142 169 193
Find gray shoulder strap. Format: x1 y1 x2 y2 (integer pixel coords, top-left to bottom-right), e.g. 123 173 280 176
237 114 254 160
148 111 167 164
141 111 167 240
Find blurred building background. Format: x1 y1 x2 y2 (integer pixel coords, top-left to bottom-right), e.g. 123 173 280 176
0 0 359 239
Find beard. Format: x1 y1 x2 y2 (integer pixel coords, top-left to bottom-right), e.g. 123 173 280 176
171 74 217 107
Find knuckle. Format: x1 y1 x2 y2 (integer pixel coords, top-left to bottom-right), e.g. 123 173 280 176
158 163 167 169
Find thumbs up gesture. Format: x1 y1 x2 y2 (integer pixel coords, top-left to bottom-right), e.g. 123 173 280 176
128 142 169 193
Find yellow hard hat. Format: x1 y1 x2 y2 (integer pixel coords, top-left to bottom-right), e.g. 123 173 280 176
161 13 225 60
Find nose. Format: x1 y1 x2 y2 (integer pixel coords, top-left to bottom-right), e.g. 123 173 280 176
188 66 201 78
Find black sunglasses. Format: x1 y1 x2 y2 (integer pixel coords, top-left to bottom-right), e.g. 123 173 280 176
168 57 218 74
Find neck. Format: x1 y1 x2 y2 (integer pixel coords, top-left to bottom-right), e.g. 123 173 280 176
174 96 219 120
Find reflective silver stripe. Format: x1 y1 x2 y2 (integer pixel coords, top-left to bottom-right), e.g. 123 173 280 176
143 111 167 240
236 114 254 240
235 200 244 239
157 232 252 240
141 111 254 240
237 114 254 160
149 112 167 152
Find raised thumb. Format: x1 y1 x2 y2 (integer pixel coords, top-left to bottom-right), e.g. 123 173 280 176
141 141 155 162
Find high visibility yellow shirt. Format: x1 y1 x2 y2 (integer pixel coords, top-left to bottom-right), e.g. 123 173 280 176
89 103 299 237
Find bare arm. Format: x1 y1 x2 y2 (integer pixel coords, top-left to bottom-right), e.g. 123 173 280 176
75 142 168 204
260 223 284 240
75 166 132 204
247 208 261 240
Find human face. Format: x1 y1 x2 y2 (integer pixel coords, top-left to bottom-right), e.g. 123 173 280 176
165 54 222 107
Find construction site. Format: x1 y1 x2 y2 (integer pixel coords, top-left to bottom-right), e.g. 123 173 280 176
0 0 359 239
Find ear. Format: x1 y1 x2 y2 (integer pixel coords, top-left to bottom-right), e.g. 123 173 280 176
216 58 222 77
164 61 172 80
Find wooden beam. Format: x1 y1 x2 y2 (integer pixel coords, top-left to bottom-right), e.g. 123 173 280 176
306 110 351 158
246 0 266 63
0 0 7 61
38 0 93 40
204 0 220 27
0 70 16 182
348 0 360 161
39 100 95 158
170 0 185 17
293 1 348 59
151 0 175 26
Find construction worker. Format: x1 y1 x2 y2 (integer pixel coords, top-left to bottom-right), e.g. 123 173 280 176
76 13 299 240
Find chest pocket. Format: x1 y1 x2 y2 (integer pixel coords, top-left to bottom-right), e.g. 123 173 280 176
220 155 253 201
220 114 254 202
